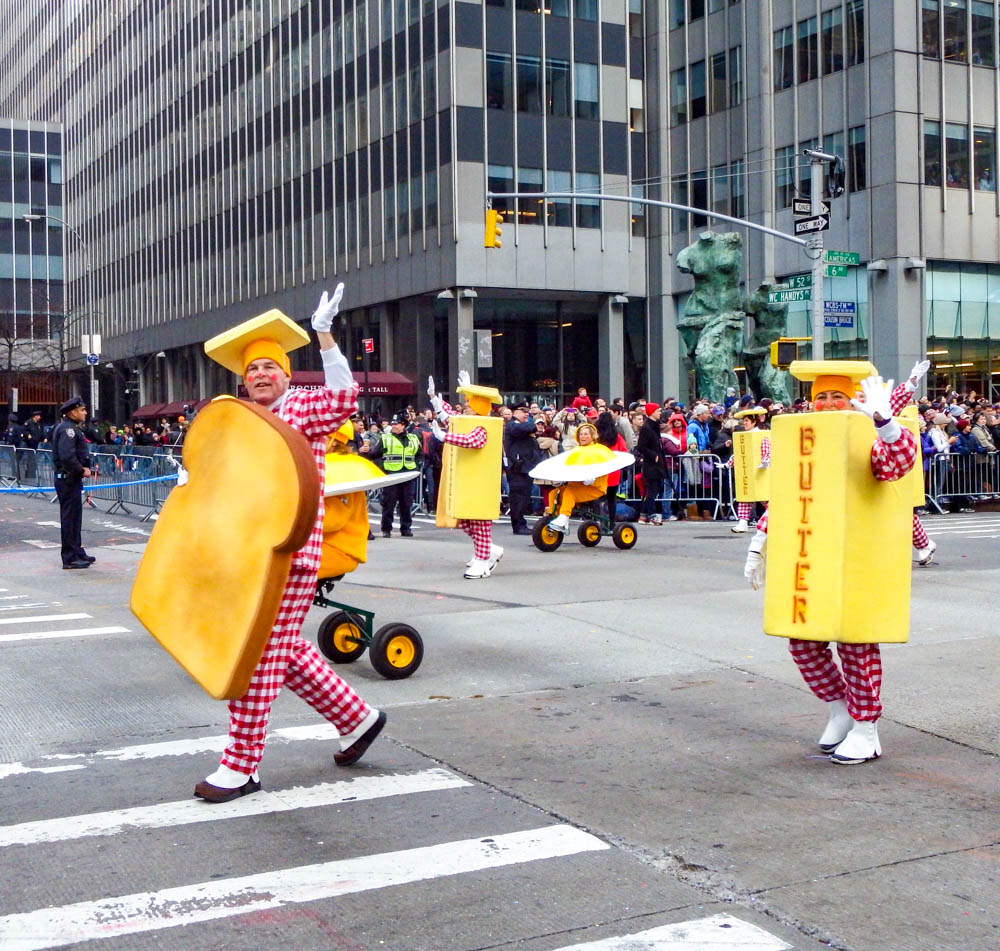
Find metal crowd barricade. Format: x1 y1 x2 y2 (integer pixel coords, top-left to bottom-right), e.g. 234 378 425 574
617 453 727 520
0 442 18 487
925 450 1000 513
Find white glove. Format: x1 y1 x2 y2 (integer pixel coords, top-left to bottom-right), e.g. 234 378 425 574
757 460 770 469
311 283 344 332
850 375 893 423
744 551 765 590
427 375 444 414
904 359 931 392
431 420 446 442
457 369 471 389
427 375 437 398
176 466 189 487
583 478 595 486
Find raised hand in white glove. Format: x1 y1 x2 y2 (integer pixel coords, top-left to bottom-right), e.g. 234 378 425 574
431 420 446 442
744 550 765 590
311 283 345 332
457 369 471 389
427 375 437 398
850 375 894 424
905 359 932 391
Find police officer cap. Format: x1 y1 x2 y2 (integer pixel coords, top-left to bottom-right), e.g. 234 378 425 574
511 402 529 412
390 412 408 425
59 396 86 416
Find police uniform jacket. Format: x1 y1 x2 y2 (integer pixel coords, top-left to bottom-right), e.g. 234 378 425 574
52 419 92 478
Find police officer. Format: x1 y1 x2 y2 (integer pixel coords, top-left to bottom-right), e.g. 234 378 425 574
370 412 421 537
23 411 44 479
52 396 94 569
504 402 541 535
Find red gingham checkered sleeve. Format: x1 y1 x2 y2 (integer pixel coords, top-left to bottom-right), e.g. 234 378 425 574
871 426 917 482
756 505 769 533
760 436 771 463
439 399 461 418
443 426 488 449
281 383 359 440
888 381 911 417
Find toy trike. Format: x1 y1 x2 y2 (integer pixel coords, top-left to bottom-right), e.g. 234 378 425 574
531 486 638 552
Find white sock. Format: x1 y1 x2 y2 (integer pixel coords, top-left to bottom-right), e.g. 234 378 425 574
205 763 258 788
339 707 380 751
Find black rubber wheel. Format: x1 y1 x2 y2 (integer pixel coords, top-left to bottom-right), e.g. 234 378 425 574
317 611 367 663
612 522 638 550
532 515 565 552
577 519 602 547
369 623 424 679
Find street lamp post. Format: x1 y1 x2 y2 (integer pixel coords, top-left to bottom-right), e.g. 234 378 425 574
22 213 97 413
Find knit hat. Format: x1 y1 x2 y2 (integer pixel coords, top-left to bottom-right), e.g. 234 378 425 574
933 414 949 425
956 418 970 430
738 394 754 407
644 402 660 416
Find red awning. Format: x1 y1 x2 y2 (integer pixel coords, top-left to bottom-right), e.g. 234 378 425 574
286 371 415 396
131 402 167 419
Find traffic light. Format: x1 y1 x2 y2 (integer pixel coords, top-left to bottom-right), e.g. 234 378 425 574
826 154 846 198
484 208 503 249
770 338 797 368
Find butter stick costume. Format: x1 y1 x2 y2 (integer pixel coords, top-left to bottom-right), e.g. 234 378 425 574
427 372 505 579
195 288 385 802
744 362 918 765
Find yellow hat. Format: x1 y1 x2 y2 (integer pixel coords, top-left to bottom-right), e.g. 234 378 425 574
734 407 767 419
788 360 878 401
332 420 354 444
204 310 310 376
457 382 503 416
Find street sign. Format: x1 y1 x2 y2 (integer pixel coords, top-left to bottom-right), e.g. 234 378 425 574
793 199 829 216
90 378 100 413
782 274 812 289
824 264 848 278
362 337 374 354
793 214 830 235
823 250 860 266
86 353 99 365
767 288 811 304
824 315 855 328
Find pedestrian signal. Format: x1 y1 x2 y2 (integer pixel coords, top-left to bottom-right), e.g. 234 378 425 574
770 338 797 369
484 209 503 249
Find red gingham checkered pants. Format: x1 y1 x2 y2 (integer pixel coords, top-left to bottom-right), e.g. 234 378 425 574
458 518 492 559
912 513 929 549
221 570 371 774
736 502 753 520
788 639 882 721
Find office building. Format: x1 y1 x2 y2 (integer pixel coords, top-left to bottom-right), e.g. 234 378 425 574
2 2 1000 414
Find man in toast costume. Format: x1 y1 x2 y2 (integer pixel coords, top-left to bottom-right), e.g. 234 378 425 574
427 372 504 579
195 287 385 802
744 361 918 765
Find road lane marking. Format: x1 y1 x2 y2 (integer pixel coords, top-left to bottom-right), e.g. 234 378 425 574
21 540 60 549
95 519 150 536
41 723 342 764
0 768 470 847
0 825 608 950
0 764 85 781
0 613 90 626
0 627 130 644
0 595 29 600
551 914 791 949
0 603 54 612
35 521 60 527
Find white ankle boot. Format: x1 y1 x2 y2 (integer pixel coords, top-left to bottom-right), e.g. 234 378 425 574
916 539 936 566
818 698 853 752
487 544 504 569
464 558 493 579
731 519 749 534
830 719 881 764
548 513 569 533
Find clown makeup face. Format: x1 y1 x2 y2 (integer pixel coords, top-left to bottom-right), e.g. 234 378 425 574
813 389 852 412
245 357 290 405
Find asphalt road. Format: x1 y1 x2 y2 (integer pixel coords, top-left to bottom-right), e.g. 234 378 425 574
0 492 997 951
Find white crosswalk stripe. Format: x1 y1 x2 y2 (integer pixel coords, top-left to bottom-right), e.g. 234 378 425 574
0 826 608 950
0 626 130 643
0 586 130 641
0 769 470 847
552 914 791 949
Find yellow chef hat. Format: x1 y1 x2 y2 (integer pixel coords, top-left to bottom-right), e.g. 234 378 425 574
332 419 354 444
457 382 503 417
789 360 879 401
204 310 310 377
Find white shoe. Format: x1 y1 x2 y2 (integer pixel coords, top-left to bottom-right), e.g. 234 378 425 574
830 719 881 764
487 544 504 569
548 514 570 534
464 557 493 579
731 519 749 534
818 698 853 752
916 539 936 566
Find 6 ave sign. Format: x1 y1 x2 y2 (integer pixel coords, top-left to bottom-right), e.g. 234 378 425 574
793 214 830 234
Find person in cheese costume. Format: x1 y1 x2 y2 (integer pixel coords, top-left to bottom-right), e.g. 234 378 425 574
320 421 375 580
428 372 504 579
195 286 385 803
730 407 770 534
743 362 918 765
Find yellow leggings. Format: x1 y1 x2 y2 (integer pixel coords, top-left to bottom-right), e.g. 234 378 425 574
554 478 607 517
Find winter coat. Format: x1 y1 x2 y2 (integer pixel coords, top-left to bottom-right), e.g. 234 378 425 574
636 417 666 479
